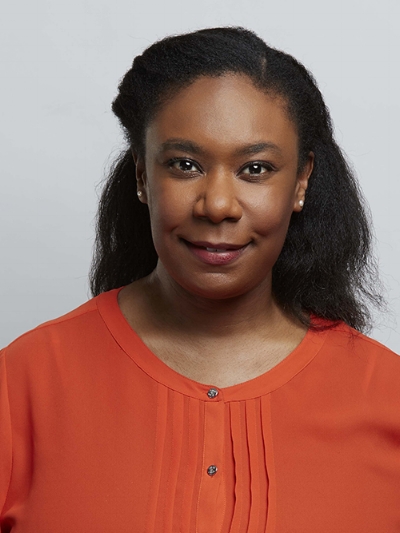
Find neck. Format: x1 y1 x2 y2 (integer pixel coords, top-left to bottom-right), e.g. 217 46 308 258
143 263 287 339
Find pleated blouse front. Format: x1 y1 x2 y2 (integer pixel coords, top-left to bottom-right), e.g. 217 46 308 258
1 288 400 532
96 289 328 533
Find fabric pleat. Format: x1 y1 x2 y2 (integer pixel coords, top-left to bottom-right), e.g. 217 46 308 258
144 388 275 533
261 395 277 533
145 383 169 533
246 398 268 533
229 401 246 532
164 391 184 531
180 397 201 531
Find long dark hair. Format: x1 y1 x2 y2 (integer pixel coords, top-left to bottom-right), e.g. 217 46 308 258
89 26 383 332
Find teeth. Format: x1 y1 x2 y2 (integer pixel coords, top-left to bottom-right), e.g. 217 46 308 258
206 247 227 252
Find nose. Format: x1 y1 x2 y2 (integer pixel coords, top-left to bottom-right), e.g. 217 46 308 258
193 169 243 223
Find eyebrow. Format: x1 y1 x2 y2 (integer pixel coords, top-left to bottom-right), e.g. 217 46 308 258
158 138 282 157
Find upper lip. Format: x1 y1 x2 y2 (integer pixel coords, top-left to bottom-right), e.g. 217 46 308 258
184 239 249 250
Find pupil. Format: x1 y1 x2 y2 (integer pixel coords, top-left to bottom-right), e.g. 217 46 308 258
181 161 192 170
252 164 261 173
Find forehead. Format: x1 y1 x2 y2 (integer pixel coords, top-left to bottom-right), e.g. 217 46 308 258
145 74 298 157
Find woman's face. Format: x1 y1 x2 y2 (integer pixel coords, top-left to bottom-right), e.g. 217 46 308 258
135 74 313 300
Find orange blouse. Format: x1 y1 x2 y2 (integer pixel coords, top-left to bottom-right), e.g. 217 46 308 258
1 288 400 532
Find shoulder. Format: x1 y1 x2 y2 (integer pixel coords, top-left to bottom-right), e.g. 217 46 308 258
317 322 400 399
0 294 108 373
3 296 97 346
323 322 399 360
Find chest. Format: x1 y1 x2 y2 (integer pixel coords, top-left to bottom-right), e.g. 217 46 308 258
139 333 300 387
4 366 400 533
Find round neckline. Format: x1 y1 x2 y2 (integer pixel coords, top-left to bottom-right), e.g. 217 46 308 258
96 287 331 402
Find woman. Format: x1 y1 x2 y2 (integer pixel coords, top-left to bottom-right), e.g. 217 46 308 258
1 27 399 532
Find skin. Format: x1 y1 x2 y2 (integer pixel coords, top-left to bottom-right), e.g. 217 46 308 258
118 74 314 387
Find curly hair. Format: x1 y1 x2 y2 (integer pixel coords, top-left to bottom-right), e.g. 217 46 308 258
89 26 383 332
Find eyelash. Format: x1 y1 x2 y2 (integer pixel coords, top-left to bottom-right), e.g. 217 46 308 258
166 158 276 179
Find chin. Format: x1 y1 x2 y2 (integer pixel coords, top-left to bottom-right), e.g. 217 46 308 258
175 273 263 301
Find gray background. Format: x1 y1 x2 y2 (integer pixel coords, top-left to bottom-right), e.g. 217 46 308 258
1 0 399 352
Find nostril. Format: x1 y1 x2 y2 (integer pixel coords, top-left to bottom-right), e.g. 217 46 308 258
193 189 242 223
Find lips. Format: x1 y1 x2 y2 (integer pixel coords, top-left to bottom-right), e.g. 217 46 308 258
182 239 250 265
188 240 247 251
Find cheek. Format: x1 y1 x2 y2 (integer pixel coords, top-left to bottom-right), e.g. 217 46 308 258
147 183 190 239
248 186 296 237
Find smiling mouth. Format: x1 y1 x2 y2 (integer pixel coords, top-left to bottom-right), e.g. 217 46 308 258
185 240 249 251
182 239 250 265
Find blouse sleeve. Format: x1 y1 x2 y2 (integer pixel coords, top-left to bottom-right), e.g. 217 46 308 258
0 349 12 516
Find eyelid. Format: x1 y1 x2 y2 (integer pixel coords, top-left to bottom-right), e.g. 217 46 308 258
239 161 276 174
166 157 276 176
167 157 202 172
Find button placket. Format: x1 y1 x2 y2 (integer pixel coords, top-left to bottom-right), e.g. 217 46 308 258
196 401 226 533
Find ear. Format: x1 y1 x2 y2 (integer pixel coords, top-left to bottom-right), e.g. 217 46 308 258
293 151 314 212
132 150 148 204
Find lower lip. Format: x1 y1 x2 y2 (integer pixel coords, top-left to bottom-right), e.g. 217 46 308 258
184 241 249 265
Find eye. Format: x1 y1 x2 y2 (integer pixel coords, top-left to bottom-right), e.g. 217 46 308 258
168 158 201 173
240 162 275 177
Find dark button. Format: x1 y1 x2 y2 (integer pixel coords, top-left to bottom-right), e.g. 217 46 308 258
207 465 218 476
207 388 219 399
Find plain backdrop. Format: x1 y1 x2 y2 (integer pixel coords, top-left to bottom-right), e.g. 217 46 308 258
1 0 399 352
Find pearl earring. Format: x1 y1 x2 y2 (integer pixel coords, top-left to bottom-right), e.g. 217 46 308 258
299 200 304 207
137 191 143 198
